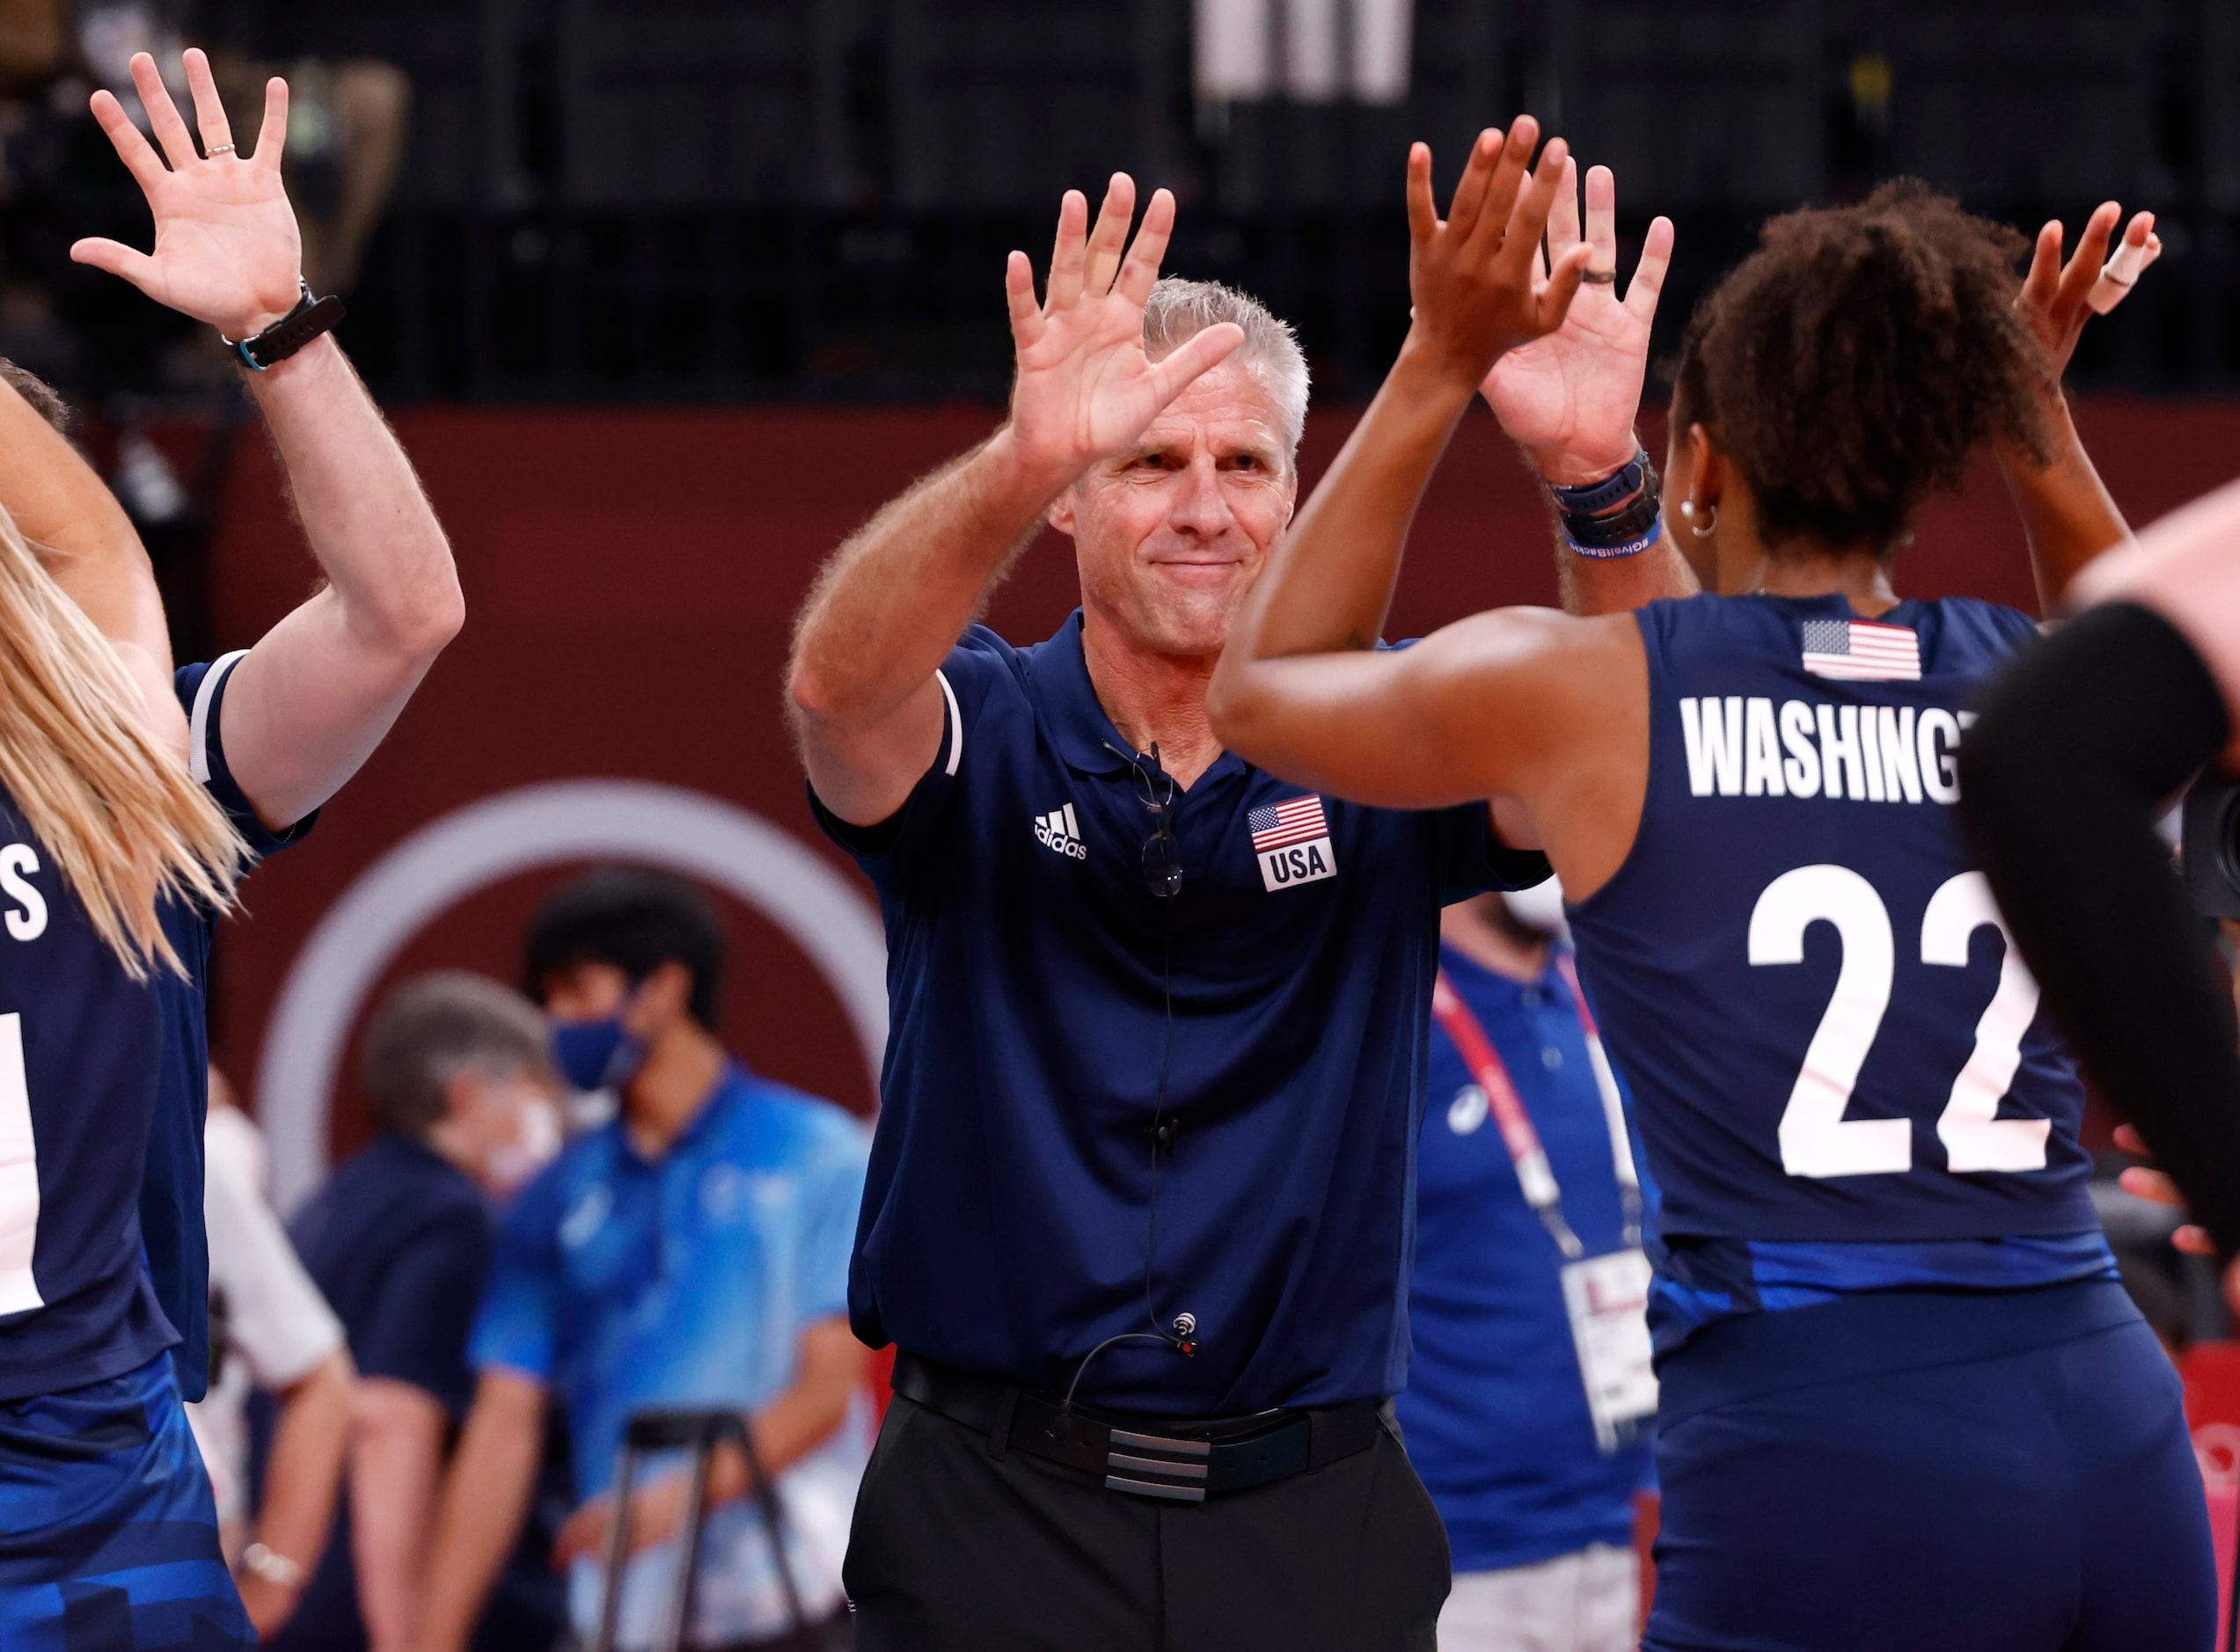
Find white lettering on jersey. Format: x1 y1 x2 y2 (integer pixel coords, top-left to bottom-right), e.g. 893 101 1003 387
1034 802 1087 860
0 845 45 942
1743 698 1786 797
1680 697 1744 795
0 1014 37 1313
1680 698 1973 807
1918 709 1963 802
1779 698 1821 794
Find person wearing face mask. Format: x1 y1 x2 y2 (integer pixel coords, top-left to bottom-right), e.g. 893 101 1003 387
274 972 570 1652
421 870 871 1652
1399 888 1655 1652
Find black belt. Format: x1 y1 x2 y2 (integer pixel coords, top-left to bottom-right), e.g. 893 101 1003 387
889 1353 1385 1503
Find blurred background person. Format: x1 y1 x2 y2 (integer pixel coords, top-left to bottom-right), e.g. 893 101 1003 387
421 870 870 1652
273 971 567 1652
186 1065 355 1641
1402 887 1654 1652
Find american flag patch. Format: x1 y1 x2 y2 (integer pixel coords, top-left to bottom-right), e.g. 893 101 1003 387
1248 795 1329 853
1801 618 1921 682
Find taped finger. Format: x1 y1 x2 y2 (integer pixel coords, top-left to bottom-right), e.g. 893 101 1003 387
2088 233 2152 315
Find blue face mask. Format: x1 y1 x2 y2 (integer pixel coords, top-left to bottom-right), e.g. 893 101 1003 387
550 1014 646 1093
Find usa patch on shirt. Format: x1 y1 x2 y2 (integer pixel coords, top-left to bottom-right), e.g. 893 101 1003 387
1800 618 1921 682
1250 795 1336 892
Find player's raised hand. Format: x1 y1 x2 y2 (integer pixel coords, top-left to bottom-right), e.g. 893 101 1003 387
1001 177 1243 490
2017 202 2160 382
1402 120 1588 391
70 50 304 340
1481 163 1676 484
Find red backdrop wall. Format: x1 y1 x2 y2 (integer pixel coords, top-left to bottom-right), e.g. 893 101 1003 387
203 398 2240 1184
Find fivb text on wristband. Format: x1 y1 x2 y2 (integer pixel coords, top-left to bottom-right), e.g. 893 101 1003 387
1548 444 1663 559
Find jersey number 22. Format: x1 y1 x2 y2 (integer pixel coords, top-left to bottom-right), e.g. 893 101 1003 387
1750 865 2049 1179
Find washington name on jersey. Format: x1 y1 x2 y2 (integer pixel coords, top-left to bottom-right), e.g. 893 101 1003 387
1678 697 1973 805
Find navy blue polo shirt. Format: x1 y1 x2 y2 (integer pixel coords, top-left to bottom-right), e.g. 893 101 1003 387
813 612 1548 1414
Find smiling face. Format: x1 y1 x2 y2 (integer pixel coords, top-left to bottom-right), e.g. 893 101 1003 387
1047 358 1299 660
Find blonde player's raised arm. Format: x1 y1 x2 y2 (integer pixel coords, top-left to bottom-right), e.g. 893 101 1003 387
71 48 463 832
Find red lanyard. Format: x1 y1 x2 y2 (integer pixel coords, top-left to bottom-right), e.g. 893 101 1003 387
1431 953 1642 1257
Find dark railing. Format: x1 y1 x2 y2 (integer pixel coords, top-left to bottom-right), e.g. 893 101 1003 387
220 0 2240 402
335 200 2235 407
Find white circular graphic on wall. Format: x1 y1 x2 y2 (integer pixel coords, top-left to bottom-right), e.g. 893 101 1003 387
255 779 889 1213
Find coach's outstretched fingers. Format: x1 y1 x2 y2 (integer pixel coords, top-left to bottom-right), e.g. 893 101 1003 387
1000 177 1242 493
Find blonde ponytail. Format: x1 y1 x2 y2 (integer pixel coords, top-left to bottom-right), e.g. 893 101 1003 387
0 506 245 978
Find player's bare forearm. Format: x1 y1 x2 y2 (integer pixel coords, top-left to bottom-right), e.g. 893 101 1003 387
1998 391 2129 612
787 432 1054 823
219 335 462 826
1227 340 1475 677
421 1371 545 1652
245 1348 355 1637
348 1377 447 1652
743 1316 865 1481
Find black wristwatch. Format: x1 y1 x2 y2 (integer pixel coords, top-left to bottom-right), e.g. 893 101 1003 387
222 281 346 372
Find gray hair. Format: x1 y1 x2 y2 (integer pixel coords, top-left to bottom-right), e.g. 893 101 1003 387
1142 278 1309 464
360 970 554 1137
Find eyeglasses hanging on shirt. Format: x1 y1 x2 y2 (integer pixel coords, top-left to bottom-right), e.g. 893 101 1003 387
1431 955 1657 1453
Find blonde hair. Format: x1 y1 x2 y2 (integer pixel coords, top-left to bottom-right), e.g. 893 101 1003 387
0 506 245 977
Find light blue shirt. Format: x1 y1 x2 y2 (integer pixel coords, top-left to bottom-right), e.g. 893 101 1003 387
472 1064 869 1646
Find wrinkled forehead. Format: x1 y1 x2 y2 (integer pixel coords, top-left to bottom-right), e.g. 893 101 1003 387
1131 358 1292 467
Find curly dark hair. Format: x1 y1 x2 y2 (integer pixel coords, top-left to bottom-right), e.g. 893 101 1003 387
1672 179 2049 553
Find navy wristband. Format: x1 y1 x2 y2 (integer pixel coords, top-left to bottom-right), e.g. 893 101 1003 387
1545 446 1651 515
1555 448 1662 556
1563 515 1664 559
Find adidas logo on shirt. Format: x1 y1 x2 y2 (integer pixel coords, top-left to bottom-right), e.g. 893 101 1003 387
1035 802 1087 860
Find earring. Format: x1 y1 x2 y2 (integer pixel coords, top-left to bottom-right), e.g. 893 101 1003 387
1681 501 1718 539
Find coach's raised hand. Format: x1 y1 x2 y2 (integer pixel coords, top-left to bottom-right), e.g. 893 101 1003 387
70 49 303 339
789 178 1236 828
998 178 1244 489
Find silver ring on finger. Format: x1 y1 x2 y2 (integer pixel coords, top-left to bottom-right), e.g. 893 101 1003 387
207 143 237 157
1579 267 1617 285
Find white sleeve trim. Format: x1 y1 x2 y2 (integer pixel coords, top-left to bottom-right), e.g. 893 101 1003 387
187 649 252 786
935 669 963 778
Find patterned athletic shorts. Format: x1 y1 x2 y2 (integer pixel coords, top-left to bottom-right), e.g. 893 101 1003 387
0 1352 252 1649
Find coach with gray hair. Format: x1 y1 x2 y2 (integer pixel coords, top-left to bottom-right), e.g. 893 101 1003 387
788 150 1653 1648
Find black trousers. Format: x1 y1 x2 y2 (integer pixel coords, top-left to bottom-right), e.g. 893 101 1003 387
843 1393 1450 1651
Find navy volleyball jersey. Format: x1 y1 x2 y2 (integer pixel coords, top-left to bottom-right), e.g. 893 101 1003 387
0 652 304 1404
1566 594 2113 1355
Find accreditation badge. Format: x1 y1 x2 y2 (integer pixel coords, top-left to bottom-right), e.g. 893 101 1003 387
1559 1246 1658 1453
